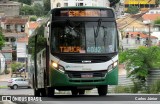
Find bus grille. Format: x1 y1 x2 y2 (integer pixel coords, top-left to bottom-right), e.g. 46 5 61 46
65 70 107 78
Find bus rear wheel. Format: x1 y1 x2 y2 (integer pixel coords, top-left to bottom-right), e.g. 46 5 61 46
97 85 108 96
34 89 40 96
71 89 78 96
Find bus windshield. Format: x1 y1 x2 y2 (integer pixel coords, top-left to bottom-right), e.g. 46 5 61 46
50 20 118 54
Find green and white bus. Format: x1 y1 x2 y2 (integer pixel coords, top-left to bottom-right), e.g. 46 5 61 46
29 6 119 96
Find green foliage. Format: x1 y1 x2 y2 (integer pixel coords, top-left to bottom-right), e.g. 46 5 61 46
114 85 130 93
149 80 160 93
0 27 5 50
11 62 23 73
119 46 160 83
28 24 46 59
20 3 45 16
154 18 160 25
33 3 44 16
4 69 10 74
19 0 31 5
126 5 139 14
108 0 120 7
43 0 51 14
155 0 160 7
30 16 37 21
20 5 34 15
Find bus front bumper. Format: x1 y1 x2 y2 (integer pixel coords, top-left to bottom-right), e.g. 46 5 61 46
49 66 118 87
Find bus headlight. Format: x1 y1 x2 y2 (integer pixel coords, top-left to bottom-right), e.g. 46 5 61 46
52 62 58 68
107 61 118 72
51 61 65 73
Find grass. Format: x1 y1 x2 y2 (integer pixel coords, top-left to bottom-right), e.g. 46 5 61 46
0 85 8 88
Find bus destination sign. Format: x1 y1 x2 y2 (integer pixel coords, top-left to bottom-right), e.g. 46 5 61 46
68 10 100 17
57 9 114 17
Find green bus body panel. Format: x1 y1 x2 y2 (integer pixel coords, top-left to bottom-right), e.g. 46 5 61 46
49 66 118 87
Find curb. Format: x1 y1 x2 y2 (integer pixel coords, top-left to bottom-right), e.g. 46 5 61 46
1 101 16 104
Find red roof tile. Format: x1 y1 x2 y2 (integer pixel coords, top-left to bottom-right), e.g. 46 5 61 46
28 22 39 29
4 18 28 24
127 32 158 39
142 14 160 21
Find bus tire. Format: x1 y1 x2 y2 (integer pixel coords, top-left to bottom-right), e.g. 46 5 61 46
34 89 40 96
97 85 108 96
78 89 85 95
71 89 78 96
41 88 46 97
46 87 55 97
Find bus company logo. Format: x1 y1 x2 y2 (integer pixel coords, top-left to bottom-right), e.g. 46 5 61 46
66 65 70 68
2 96 11 101
66 65 83 68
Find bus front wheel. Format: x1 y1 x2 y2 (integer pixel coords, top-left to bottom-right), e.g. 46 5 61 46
71 89 78 96
46 87 55 97
97 85 108 96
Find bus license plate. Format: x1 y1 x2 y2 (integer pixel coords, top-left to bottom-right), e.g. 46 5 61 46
81 73 93 78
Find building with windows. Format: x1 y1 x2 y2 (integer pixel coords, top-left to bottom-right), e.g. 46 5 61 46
0 0 21 17
124 0 156 11
50 0 110 8
122 31 158 50
0 16 28 65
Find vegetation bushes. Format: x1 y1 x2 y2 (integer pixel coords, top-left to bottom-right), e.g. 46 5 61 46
11 62 24 73
114 86 130 93
149 80 160 94
119 46 160 93
126 5 139 14
4 69 10 74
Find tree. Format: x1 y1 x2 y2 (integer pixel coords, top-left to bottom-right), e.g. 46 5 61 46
43 0 51 14
33 3 44 16
155 0 160 7
20 5 34 15
30 16 37 21
119 46 160 84
108 0 120 7
0 27 5 50
154 18 160 25
11 62 23 73
126 5 139 14
18 0 31 5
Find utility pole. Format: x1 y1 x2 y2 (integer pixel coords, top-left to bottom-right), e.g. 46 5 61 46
148 23 151 47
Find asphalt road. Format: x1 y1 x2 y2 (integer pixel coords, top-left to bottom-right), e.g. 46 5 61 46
0 81 33 95
1 82 160 104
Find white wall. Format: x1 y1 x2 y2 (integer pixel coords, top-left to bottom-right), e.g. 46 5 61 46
51 0 109 9
17 43 27 59
0 53 5 74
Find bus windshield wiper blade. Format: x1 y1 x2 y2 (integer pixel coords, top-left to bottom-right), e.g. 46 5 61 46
94 19 102 47
96 19 102 38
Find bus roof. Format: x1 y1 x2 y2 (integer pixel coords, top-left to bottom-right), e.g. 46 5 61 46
51 6 113 11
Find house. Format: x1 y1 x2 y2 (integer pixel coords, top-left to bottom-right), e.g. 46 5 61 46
142 8 160 42
122 31 158 50
26 21 39 37
0 16 28 65
124 0 156 11
0 0 21 16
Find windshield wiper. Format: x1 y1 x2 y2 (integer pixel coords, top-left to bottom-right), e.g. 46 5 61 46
102 26 107 46
94 19 102 46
